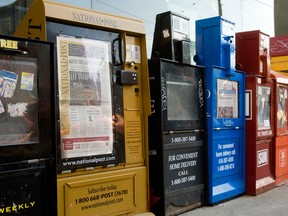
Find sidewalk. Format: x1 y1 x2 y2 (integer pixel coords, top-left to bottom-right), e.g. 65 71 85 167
180 183 288 216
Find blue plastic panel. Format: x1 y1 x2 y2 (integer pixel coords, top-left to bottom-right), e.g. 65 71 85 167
206 66 246 129
212 138 240 179
206 65 246 204
195 16 236 70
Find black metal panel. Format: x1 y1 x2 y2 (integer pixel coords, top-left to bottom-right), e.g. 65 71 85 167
0 34 57 216
151 11 191 63
148 58 206 215
163 143 204 192
149 132 205 216
0 160 57 216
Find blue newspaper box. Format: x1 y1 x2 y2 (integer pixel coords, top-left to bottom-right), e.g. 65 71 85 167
195 16 246 204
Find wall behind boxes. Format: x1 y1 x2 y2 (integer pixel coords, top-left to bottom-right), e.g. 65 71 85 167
1 0 275 59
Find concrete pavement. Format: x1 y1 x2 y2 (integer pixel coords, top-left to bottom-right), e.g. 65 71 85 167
179 183 288 216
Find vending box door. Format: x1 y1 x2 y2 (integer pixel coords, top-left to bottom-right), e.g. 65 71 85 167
245 76 275 195
271 72 288 136
245 76 275 140
256 84 274 138
206 66 245 129
44 22 126 171
271 71 288 185
256 79 275 140
205 65 246 204
0 35 56 216
148 59 206 215
148 58 205 132
0 159 56 216
275 84 288 135
0 35 55 162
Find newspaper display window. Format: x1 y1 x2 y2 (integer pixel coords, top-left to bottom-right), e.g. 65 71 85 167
0 55 39 146
57 35 113 159
277 85 287 129
166 73 199 121
257 85 271 130
216 78 239 119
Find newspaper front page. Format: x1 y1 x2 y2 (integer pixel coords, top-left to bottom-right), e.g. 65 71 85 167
57 36 113 159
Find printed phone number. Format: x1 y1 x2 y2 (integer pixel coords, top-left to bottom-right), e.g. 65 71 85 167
171 175 196 186
171 136 196 143
218 156 234 164
217 163 235 172
75 190 128 204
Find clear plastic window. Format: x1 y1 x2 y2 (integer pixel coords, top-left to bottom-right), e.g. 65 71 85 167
277 85 287 129
166 73 199 121
217 79 239 118
0 55 39 146
257 85 271 130
57 35 113 159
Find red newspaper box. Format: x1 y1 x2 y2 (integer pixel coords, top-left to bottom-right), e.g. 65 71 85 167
236 30 276 195
271 71 288 185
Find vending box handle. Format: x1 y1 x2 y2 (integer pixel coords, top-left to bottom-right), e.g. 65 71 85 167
0 48 28 55
193 54 203 65
260 49 271 83
112 36 124 66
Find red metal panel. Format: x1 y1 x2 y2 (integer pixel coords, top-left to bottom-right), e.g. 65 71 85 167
271 72 288 136
245 77 275 195
246 77 258 139
236 31 270 78
271 71 288 185
255 139 273 179
275 136 288 185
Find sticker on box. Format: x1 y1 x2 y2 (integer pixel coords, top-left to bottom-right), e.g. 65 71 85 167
0 100 4 114
21 72 34 91
0 69 18 98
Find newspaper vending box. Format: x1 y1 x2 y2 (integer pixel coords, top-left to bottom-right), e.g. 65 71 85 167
149 12 206 215
236 30 275 195
148 58 205 215
271 71 288 185
195 16 246 204
0 35 56 215
15 0 151 215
